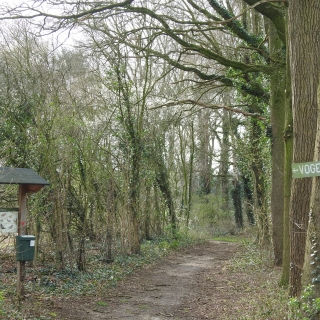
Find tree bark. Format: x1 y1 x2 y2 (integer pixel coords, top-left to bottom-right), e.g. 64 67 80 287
219 109 230 211
302 80 320 298
250 116 270 246
288 0 320 297
231 179 243 229
280 31 292 287
268 19 286 266
242 176 255 225
198 110 212 195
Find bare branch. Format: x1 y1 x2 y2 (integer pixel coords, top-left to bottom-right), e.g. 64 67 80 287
0 0 134 20
150 99 266 120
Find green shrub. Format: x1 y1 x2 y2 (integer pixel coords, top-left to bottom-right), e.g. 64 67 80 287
0 291 4 315
288 285 320 319
190 194 234 236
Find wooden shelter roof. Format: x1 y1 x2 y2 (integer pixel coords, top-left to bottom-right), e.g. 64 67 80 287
0 167 49 193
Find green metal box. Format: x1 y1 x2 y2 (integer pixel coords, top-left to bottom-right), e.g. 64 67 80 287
16 235 36 261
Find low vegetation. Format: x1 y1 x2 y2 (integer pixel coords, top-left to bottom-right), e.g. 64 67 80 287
0 226 317 319
0 228 206 319
0 192 319 319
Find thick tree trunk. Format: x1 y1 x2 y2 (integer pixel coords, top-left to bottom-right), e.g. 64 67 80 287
302 83 320 298
268 20 286 266
280 38 293 287
288 0 320 297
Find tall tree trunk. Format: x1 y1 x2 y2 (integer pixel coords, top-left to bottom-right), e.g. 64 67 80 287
179 125 189 215
187 122 195 226
105 176 116 262
155 155 177 236
219 109 230 211
231 179 243 229
144 184 152 241
280 17 292 287
128 138 141 254
268 20 286 266
198 110 212 195
242 176 255 225
178 121 194 225
288 0 320 297
115 62 143 255
302 82 320 298
250 116 270 246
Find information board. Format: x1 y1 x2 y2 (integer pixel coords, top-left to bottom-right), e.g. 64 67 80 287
0 210 18 233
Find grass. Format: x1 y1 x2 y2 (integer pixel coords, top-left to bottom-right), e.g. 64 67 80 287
227 240 289 320
212 236 240 242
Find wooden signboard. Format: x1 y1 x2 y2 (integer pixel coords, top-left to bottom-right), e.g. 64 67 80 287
292 161 320 178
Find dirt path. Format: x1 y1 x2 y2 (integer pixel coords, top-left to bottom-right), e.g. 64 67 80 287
48 241 281 320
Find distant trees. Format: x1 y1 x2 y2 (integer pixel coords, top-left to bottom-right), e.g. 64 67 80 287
0 21 220 268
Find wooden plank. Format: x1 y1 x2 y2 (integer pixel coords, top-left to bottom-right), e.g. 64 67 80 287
17 184 28 298
18 184 27 235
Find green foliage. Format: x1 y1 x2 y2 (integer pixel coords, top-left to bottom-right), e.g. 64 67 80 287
0 290 4 315
230 242 320 319
191 194 234 236
154 227 206 251
48 312 57 317
212 237 239 242
228 241 288 319
231 239 274 272
309 231 320 285
288 285 320 320
0 101 37 167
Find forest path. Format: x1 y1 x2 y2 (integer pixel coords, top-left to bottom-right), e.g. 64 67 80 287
51 241 280 319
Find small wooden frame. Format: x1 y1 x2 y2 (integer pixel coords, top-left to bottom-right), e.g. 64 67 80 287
0 167 49 298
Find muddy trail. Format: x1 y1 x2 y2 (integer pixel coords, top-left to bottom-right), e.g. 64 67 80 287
39 241 281 319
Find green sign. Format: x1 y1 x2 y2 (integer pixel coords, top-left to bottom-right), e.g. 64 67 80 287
292 161 320 178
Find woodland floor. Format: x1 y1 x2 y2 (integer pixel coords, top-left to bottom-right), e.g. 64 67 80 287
17 240 287 320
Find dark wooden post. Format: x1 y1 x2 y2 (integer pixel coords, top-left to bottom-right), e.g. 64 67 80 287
17 184 27 298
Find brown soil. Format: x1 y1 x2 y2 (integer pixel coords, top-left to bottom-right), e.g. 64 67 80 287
23 241 284 319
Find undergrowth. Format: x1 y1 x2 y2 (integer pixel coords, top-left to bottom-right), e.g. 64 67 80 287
288 285 320 320
0 229 206 319
227 241 288 319
0 290 4 316
228 240 320 320
4 230 319 319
